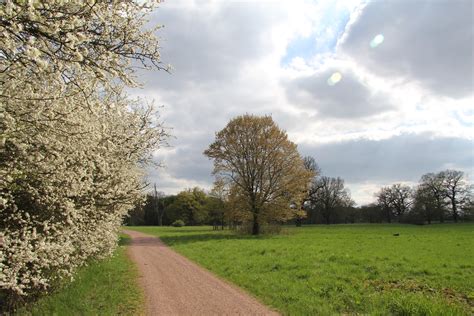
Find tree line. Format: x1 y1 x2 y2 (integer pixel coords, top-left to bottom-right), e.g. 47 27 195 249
373 170 473 224
127 115 472 232
126 164 474 229
126 186 227 228
129 167 472 228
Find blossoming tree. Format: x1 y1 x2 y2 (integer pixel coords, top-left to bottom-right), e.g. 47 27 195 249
0 0 168 305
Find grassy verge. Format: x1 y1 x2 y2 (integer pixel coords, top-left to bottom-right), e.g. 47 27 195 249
17 234 144 316
127 224 474 315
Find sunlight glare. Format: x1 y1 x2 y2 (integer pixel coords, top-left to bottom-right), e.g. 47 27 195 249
370 34 384 48
327 72 343 86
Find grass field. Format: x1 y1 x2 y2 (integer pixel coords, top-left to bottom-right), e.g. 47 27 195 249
128 224 474 315
17 235 144 316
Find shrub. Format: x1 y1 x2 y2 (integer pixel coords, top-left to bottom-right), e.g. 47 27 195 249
171 220 185 227
0 1 167 309
233 223 283 235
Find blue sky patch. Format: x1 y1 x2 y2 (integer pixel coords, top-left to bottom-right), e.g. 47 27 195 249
281 4 353 66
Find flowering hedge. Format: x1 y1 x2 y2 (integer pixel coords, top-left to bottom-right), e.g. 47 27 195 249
0 0 167 306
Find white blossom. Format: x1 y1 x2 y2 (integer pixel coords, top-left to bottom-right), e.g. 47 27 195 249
1 0 168 305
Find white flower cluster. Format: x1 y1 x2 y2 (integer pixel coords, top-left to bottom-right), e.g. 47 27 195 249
0 0 166 304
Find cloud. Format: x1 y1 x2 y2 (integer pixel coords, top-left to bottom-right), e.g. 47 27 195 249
130 0 474 206
339 0 473 99
285 65 395 119
140 1 286 91
300 132 474 184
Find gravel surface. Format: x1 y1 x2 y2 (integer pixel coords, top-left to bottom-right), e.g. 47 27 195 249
123 230 279 316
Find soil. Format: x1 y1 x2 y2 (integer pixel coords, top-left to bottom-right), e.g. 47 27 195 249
123 230 279 316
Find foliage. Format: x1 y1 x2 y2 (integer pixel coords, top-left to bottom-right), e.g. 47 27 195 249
171 220 185 227
0 0 166 303
128 224 474 315
207 179 228 230
204 115 313 235
166 188 208 226
125 186 230 228
126 193 175 226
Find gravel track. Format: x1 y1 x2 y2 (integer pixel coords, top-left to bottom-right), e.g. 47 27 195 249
123 230 279 316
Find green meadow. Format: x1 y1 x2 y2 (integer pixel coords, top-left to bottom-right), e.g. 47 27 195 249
128 224 474 315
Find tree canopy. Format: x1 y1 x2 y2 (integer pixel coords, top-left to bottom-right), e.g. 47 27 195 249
204 115 313 235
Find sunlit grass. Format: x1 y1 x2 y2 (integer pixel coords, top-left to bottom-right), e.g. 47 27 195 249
128 224 474 315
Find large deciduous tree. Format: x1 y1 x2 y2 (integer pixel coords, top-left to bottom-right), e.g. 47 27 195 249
204 115 313 235
1 0 168 303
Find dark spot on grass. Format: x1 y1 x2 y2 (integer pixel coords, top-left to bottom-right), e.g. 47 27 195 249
271 264 281 271
328 255 337 262
296 273 310 280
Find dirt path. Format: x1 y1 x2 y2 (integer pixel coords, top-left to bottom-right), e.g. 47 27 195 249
123 230 279 316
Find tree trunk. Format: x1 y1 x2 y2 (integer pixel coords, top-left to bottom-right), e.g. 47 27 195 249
158 213 163 226
252 205 260 235
295 218 302 227
252 221 260 235
452 200 458 222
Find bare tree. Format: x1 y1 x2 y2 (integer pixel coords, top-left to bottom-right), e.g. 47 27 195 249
310 176 352 224
376 184 412 222
296 156 321 227
418 172 448 222
303 156 321 176
389 184 413 220
376 187 394 223
440 170 470 222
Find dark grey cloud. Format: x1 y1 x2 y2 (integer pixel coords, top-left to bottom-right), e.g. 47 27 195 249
285 67 394 119
300 133 474 183
340 0 473 98
166 135 214 183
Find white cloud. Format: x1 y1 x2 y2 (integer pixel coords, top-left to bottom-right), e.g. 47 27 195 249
131 0 473 204
338 0 473 99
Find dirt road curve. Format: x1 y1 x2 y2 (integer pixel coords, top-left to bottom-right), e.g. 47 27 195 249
123 230 279 316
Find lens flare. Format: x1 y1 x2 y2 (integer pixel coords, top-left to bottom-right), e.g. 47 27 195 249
327 72 342 86
370 34 384 48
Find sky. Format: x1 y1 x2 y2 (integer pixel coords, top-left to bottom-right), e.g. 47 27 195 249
131 0 474 205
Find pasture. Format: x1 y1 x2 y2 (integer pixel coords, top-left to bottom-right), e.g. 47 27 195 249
128 224 474 315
